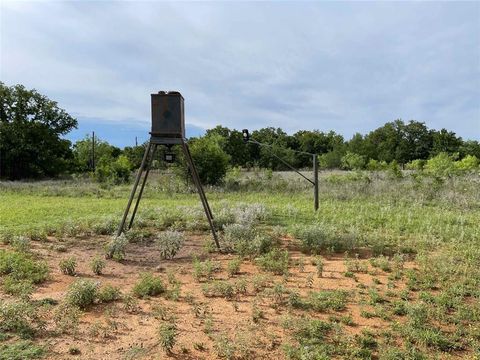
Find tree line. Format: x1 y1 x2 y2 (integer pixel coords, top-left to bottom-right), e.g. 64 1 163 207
1 83 479 182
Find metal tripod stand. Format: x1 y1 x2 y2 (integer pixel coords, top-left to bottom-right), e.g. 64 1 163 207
116 136 220 249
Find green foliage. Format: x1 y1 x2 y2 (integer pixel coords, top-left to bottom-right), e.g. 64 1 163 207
227 257 241 277
0 300 42 338
0 341 45 359
294 224 354 254
192 257 222 282
405 159 426 171
72 134 121 172
156 231 184 260
53 303 81 334
97 284 121 303
105 234 128 261
0 82 77 180
90 256 106 275
307 290 349 311
0 249 49 284
341 152 366 170
256 249 289 275
455 155 479 171
59 256 77 276
202 280 235 299
2 277 34 299
94 155 132 184
65 279 98 309
132 273 165 298
158 321 177 354
424 152 457 178
185 134 230 185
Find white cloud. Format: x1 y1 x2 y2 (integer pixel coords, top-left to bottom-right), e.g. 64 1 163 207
1 1 479 141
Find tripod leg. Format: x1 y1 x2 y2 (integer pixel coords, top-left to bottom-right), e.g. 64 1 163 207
181 140 220 249
128 144 157 230
116 142 152 236
182 141 214 220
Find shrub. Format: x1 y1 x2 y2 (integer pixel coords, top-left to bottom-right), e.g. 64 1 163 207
366 159 388 171
341 152 366 170
0 231 14 245
188 135 231 185
405 159 426 171
0 300 41 338
97 284 121 303
424 152 456 178
455 155 479 171
66 279 98 309
90 256 106 275
0 250 49 284
0 341 45 359
11 236 30 252
156 231 184 260
307 290 350 312
158 321 177 354
256 249 289 275
192 257 222 282
133 273 165 298
95 155 132 184
59 257 77 276
293 225 333 254
315 256 324 278
53 303 81 334
105 234 128 261
2 277 34 299
202 280 235 299
227 258 241 277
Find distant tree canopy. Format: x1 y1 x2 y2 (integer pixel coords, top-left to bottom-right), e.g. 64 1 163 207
0 83 77 179
1 82 479 182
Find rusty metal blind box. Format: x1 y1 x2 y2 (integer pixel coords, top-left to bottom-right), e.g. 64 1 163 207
151 91 185 138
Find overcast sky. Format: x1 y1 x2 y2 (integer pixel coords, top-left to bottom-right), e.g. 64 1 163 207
1 1 479 147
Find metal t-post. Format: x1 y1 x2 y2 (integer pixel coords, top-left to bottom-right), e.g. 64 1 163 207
128 144 157 230
116 142 152 236
181 140 220 249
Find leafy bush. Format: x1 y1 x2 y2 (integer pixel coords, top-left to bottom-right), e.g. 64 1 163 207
294 225 355 254
97 284 121 303
65 279 98 309
256 249 289 275
307 290 350 312
0 300 42 338
90 256 106 275
105 234 128 261
192 257 222 282
156 231 184 260
158 321 177 354
455 155 479 171
0 250 49 284
0 341 45 359
227 257 241 277
2 277 34 299
183 134 230 185
366 159 388 171
11 236 30 252
133 273 165 298
53 303 81 334
202 280 235 299
424 152 457 178
59 257 77 276
95 155 132 184
405 159 426 171
341 152 366 170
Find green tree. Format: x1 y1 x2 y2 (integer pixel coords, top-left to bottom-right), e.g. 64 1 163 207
431 129 462 156
184 135 230 185
72 135 121 172
0 83 77 179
